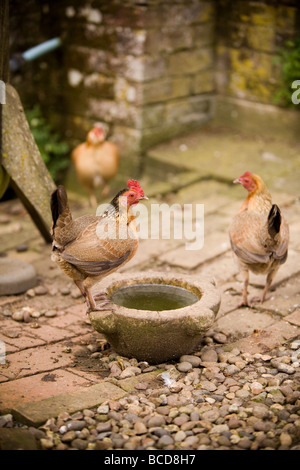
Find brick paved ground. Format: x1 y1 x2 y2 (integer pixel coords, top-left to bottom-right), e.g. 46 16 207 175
0 126 299 429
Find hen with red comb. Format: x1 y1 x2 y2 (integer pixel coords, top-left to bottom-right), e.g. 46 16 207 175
50 182 148 313
229 172 289 307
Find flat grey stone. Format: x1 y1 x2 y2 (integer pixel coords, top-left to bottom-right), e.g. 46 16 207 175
0 258 37 295
0 428 38 450
12 382 126 426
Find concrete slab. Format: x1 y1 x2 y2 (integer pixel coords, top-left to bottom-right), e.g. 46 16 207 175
233 320 300 354
0 369 97 413
285 310 300 327
214 308 275 339
0 428 38 450
159 231 230 269
0 258 37 295
12 381 126 426
147 126 300 195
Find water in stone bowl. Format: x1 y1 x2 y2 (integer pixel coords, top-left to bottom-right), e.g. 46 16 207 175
110 283 198 311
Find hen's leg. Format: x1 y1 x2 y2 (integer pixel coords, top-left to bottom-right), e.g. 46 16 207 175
74 280 94 312
89 193 97 208
74 280 86 297
261 268 278 303
251 268 279 305
238 270 249 307
101 184 110 197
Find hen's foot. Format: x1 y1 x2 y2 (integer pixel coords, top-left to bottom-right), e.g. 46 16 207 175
236 298 250 308
90 300 112 312
250 294 268 305
93 291 107 301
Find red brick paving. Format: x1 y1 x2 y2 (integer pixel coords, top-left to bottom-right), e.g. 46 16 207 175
0 369 97 412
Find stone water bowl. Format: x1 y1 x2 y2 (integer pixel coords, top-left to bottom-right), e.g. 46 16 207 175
89 272 220 364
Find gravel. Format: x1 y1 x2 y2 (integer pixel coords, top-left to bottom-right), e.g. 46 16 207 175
1 331 300 450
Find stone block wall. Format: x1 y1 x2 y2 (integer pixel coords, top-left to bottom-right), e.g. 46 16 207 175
10 0 216 167
60 0 216 159
9 1 62 111
8 0 300 175
216 0 300 104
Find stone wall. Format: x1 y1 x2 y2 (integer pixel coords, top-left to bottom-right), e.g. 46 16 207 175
60 0 216 159
214 0 300 142
10 0 216 169
10 1 62 112
216 0 300 104
8 0 300 176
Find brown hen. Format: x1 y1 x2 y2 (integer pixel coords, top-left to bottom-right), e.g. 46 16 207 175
229 171 289 307
71 123 119 207
50 180 147 312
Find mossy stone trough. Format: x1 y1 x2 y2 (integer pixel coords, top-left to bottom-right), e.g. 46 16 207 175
89 272 220 364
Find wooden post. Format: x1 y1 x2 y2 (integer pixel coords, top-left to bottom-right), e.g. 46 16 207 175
0 0 9 167
0 0 56 243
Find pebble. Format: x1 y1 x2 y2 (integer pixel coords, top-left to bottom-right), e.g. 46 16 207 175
119 366 141 379
279 432 292 447
96 423 112 435
238 437 252 449
276 363 295 374
40 438 54 449
179 355 202 367
44 309 57 318
201 380 217 392
60 287 70 296
201 348 218 362
226 364 240 375
148 415 166 428
174 430 186 442
12 310 25 321
34 285 48 295
252 404 270 419
71 438 88 450
173 414 189 426
177 362 192 372
157 434 174 448
71 288 82 299
0 215 10 224
97 405 109 414
213 332 227 343
16 244 28 252
134 421 147 435
61 430 76 442
66 420 86 431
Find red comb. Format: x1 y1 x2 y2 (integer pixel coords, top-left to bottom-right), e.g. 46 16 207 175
127 179 144 196
241 171 252 177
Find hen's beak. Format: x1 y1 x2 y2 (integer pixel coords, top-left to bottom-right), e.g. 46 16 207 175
140 195 149 200
233 178 241 184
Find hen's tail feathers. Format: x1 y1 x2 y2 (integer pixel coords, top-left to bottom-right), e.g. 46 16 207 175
268 204 281 238
51 185 69 230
